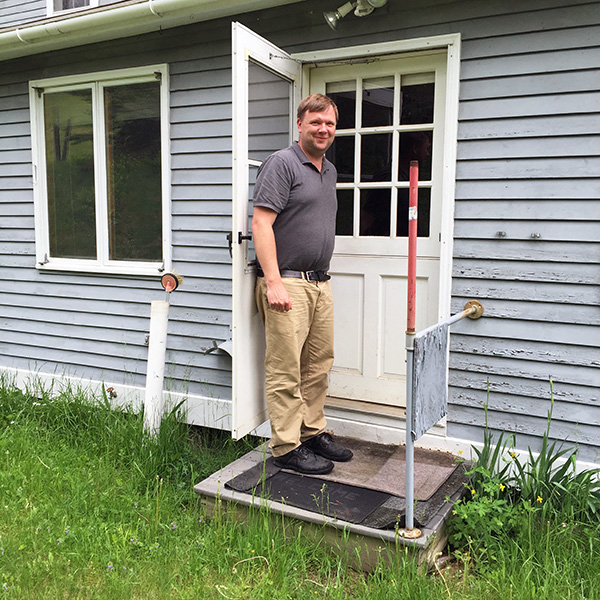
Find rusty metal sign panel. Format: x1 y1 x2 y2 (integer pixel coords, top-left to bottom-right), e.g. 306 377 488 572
411 322 449 440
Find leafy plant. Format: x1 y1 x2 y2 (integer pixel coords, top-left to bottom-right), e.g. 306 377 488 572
510 379 600 522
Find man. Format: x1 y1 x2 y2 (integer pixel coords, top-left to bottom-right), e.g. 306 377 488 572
252 94 353 475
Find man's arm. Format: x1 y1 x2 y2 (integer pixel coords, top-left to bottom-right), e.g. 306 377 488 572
252 206 292 312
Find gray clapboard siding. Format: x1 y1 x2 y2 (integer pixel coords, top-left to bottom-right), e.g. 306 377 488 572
454 199 598 218
460 71 600 101
445 0 600 460
453 221 598 242
0 0 45 28
1 0 599 460
453 259 597 285
458 115 600 139
451 296 600 326
452 388 600 428
450 371 598 406
451 334 600 369
452 279 599 306
454 422 600 465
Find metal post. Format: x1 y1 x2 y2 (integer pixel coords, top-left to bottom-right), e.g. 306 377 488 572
400 161 422 538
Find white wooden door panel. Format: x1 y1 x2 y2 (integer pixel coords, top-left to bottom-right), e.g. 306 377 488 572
231 22 302 439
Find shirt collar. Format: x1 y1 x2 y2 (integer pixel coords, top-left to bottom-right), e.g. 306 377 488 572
292 141 331 173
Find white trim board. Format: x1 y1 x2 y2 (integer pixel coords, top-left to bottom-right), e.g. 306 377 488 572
3 366 599 472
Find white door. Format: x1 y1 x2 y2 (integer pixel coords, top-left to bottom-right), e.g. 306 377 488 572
230 22 302 439
310 52 448 408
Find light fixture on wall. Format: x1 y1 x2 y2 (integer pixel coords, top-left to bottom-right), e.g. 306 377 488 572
323 0 388 30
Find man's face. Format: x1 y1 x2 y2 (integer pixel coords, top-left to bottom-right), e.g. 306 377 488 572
297 106 337 159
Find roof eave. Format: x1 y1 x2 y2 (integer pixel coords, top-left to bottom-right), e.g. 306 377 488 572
0 0 304 62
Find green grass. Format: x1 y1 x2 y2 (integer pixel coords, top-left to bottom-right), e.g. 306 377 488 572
1 377 599 599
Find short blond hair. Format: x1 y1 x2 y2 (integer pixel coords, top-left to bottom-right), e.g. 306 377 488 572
297 94 339 123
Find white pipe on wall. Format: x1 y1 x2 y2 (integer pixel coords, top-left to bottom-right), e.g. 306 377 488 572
143 299 170 436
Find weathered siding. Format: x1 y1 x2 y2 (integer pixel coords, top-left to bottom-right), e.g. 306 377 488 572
1 0 599 460
0 20 237 403
447 1 600 464
0 0 123 29
238 0 600 461
0 0 45 28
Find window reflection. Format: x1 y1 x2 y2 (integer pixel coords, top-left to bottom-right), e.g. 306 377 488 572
105 82 162 262
360 188 390 236
398 131 432 181
326 81 356 129
400 82 434 124
44 89 96 259
361 133 392 182
362 77 394 127
327 136 355 183
397 188 431 237
336 189 354 236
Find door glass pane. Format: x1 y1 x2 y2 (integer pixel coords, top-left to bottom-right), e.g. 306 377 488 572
361 133 392 182
362 77 394 127
398 131 432 181
400 81 434 124
360 188 390 236
247 164 259 266
248 61 292 163
327 135 355 183
336 188 354 236
326 80 355 129
397 188 431 237
105 81 162 261
44 89 96 259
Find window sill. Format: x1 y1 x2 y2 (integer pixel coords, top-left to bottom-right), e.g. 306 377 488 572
36 259 168 278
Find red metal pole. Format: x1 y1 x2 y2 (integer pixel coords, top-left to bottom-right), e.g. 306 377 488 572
406 160 419 334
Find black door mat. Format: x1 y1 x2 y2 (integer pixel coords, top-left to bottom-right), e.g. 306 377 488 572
225 456 281 492
224 451 469 529
361 462 469 529
253 470 391 524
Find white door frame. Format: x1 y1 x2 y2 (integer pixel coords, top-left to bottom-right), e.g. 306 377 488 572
294 33 461 325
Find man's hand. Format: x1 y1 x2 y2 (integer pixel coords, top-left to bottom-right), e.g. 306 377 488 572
266 279 292 312
252 206 292 312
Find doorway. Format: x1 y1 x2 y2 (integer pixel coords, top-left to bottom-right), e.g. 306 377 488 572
310 52 448 409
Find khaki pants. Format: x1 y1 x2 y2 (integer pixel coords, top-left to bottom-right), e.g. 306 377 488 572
255 277 334 457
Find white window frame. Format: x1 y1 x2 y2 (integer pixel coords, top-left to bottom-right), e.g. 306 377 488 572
47 0 99 18
30 64 172 277
295 33 461 321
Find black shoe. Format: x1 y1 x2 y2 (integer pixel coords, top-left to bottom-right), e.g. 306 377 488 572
303 432 353 462
273 445 334 475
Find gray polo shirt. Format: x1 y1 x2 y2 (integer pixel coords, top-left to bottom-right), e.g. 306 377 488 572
253 142 337 273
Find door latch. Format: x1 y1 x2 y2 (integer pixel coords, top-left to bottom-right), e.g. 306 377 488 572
227 232 253 259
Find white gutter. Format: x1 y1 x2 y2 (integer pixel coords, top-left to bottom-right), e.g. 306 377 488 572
0 0 304 61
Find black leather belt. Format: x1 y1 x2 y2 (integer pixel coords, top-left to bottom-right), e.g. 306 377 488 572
256 268 330 282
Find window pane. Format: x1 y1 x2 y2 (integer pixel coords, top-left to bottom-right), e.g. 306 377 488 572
362 77 394 127
327 135 355 183
336 189 354 236
361 133 392 182
44 89 96 259
360 188 390 237
326 81 355 129
400 82 434 124
56 0 88 9
398 131 432 181
105 82 162 262
397 188 431 237
248 61 292 163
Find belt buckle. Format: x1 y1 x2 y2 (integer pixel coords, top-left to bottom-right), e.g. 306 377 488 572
304 270 316 281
